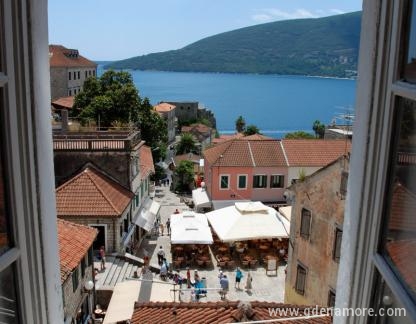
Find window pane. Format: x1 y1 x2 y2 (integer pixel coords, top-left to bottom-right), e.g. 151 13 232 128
238 175 246 188
383 97 416 301
220 175 228 189
0 89 11 255
0 264 19 324
404 1 416 83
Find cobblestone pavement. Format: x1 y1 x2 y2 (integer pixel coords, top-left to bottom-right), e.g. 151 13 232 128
136 184 287 303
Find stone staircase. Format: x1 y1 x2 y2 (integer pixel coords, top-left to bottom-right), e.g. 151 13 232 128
95 255 141 290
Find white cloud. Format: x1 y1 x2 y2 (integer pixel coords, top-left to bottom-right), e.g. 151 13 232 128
252 14 274 23
330 9 345 14
251 8 347 23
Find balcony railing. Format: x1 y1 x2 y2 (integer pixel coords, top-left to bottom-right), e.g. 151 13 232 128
53 130 141 151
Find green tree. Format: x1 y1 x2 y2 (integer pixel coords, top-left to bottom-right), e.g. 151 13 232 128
175 160 195 192
235 115 246 133
284 131 315 139
176 133 197 154
312 120 326 138
137 98 168 162
74 70 140 127
244 124 261 136
74 70 168 161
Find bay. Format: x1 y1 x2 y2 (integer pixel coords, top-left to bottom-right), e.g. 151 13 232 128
99 67 356 138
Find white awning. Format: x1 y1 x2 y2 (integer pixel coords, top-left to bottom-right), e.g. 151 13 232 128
134 199 160 231
170 211 213 244
192 188 211 209
212 199 250 210
206 201 290 242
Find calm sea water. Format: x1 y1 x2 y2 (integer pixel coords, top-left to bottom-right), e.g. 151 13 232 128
99 67 356 138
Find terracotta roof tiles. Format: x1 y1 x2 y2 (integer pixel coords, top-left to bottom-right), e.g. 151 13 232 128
204 139 287 167
281 139 351 166
57 219 97 283
51 96 74 110
56 165 133 217
130 301 332 323
49 45 97 68
154 102 176 113
139 145 155 180
386 240 416 291
388 182 416 232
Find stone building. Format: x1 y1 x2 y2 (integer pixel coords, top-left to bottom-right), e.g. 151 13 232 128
49 45 97 100
154 102 177 144
55 165 134 253
181 123 214 151
166 101 217 128
53 130 158 252
285 155 349 306
57 219 97 323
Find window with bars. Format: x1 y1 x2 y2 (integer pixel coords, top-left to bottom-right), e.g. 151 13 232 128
253 175 267 188
300 208 312 239
295 263 307 295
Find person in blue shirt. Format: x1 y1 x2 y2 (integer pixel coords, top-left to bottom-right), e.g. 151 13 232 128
219 275 229 300
235 267 243 289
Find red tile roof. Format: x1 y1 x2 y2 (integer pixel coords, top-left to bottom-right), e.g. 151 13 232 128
389 182 416 231
181 123 212 134
56 165 134 217
212 133 244 145
204 139 287 167
154 102 176 113
386 240 416 291
130 301 332 323
139 145 155 180
281 139 351 166
49 45 97 68
243 134 273 140
51 96 75 110
57 219 97 283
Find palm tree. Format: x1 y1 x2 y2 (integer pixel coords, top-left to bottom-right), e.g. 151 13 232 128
235 115 246 133
176 133 197 154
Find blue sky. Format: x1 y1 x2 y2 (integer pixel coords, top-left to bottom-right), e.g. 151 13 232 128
48 0 363 61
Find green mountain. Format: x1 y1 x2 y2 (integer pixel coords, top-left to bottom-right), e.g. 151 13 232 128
106 11 361 78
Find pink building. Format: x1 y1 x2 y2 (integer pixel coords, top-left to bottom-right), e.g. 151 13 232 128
203 137 288 209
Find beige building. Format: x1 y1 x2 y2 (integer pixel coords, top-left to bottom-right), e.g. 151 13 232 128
49 45 97 100
154 102 177 143
285 155 349 306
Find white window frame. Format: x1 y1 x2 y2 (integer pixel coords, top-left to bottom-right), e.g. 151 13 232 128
219 174 230 190
237 174 247 190
0 0 63 322
335 1 416 322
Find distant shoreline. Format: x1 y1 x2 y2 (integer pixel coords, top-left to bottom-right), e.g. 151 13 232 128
99 65 357 81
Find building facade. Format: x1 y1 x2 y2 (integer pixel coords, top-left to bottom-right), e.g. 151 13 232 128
57 219 97 323
154 102 177 144
285 155 349 306
49 45 97 100
203 138 288 208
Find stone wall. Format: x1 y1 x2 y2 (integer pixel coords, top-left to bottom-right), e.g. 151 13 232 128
50 67 68 100
54 151 131 188
285 156 348 306
62 257 94 322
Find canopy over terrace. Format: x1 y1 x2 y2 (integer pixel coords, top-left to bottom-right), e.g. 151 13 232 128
170 211 213 245
206 202 290 242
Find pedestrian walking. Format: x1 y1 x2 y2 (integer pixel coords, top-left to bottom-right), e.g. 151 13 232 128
235 267 243 289
159 222 164 236
219 275 229 300
99 246 106 270
186 267 191 288
157 246 165 265
218 270 224 279
245 271 253 292
166 218 171 236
